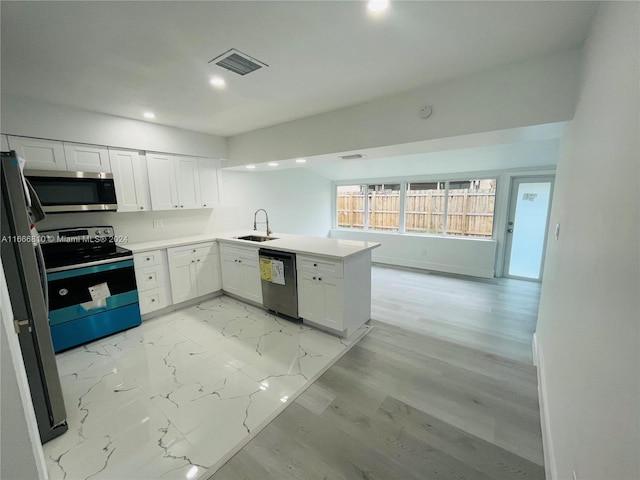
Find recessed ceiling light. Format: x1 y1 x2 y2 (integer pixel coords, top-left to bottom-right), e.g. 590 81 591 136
295 158 307 164
143 112 155 119
268 162 278 167
367 0 389 14
246 165 256 169
210 76 225 87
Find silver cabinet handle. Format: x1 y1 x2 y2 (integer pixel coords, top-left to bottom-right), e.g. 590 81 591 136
148 276 153 280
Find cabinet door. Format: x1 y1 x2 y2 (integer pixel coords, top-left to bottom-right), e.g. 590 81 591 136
195 255 221 296
298 271 323 322
321 276 344 330
63 143 110 172
198 158 221 208
221 255 242 295
147 153 179 211
239 260 263 304
168 248 197 303
8 136 66 170
175 155 201 210
109 149 151 212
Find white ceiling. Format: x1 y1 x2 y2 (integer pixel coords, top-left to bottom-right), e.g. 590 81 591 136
1 1 597 138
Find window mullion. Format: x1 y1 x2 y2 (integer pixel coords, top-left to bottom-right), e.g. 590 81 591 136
442 181 449 235
363 184 369 230
399 181 406 233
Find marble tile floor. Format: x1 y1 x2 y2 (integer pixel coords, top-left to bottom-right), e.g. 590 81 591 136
44 295 371 480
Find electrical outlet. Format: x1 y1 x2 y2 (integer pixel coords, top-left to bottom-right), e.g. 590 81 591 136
153 220 164 229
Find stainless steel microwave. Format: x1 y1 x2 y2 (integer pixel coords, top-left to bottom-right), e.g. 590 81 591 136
25 170 118 213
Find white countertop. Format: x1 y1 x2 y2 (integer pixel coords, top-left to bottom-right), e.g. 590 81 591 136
121 230 380 259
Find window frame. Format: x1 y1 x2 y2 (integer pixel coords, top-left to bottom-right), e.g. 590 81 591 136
334 176 497 239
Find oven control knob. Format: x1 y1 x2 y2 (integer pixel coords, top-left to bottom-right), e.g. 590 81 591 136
95 229 102 235
103 229 111 235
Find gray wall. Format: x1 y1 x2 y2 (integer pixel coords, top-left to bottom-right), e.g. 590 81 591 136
536 3 640 479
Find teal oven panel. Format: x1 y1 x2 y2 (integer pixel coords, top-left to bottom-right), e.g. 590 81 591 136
46 259 141 352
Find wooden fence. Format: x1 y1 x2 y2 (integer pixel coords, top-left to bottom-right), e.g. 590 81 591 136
337 189 495 237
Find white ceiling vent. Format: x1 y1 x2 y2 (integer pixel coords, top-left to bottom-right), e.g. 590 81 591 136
339 154 365 160
209 48 268 76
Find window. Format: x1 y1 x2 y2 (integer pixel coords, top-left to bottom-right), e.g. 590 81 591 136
367 183 400 231
405 182 445 234
336 178 496 238
337 185 365 229
445 179 496 237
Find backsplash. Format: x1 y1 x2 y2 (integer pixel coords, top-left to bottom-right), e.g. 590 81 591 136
36 206 241 245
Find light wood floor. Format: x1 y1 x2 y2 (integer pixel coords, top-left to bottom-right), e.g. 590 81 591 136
209 265 544 480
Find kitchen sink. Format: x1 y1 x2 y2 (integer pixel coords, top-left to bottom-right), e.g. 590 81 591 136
234 235 279 242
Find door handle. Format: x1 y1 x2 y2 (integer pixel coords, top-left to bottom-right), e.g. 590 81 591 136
507 229 513 233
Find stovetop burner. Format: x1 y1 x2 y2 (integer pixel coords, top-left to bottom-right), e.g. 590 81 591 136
40 226 132 271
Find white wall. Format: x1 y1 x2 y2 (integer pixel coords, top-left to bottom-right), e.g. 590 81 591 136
221 168 332 238
331 230 497 279
227 50 582 165
1 96 227 159
536 3 640 480
0 261 49 480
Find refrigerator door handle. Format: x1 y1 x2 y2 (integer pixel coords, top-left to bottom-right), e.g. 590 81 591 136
34 242 49 313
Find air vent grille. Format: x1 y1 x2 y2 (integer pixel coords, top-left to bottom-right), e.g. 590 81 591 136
209 49 268 76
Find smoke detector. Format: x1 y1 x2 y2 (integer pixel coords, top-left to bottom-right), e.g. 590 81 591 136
208 48 268 76
339 154 365 160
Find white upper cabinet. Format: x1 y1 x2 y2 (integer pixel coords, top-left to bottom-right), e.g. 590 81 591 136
174 155 201 210
63 142 111 172
147 153 208 211
7 136 66 170
147 153 179 211
109 149 151 212
198 158 221 208
1 135 9 151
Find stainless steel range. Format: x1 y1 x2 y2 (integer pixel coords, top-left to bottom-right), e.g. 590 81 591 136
40 226 142 352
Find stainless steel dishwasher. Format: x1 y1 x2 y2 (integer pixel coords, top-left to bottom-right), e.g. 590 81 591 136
258 249 299 319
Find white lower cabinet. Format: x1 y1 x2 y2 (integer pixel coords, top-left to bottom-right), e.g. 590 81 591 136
297 252 371 336
133 250 172 315
220 244 262 304
167 242 220 304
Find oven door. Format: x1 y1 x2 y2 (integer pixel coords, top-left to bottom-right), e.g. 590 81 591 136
46 259 141 351
26 170 117 213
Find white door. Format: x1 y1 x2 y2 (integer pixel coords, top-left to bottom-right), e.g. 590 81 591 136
504 176 554 281
298 272 323 322
63 143 111 172
198 158 221 208
221 255 241 295
240 260 263 304
8 136 66 170
168 248 197 303
175 156 201 210
147 153 179 211
109 149 150 212
195 255 220 296
322 276 343 330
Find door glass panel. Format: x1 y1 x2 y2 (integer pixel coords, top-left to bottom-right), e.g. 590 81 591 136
508 182 551 279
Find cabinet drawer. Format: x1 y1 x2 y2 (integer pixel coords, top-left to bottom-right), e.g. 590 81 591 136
135 265 165 291
138 287 168 314
169 241 217 257
297 255 343 278
220 243 259 261
133 250 164 268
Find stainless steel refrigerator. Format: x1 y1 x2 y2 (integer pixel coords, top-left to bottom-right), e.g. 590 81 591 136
1 151 68 443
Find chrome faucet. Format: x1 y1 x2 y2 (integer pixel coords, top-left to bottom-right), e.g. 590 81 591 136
253 209 272 236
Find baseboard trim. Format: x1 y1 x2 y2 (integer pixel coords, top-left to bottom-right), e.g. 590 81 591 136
535 342 557 480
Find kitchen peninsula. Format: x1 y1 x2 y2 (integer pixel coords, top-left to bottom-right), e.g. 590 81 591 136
123 231 380 337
